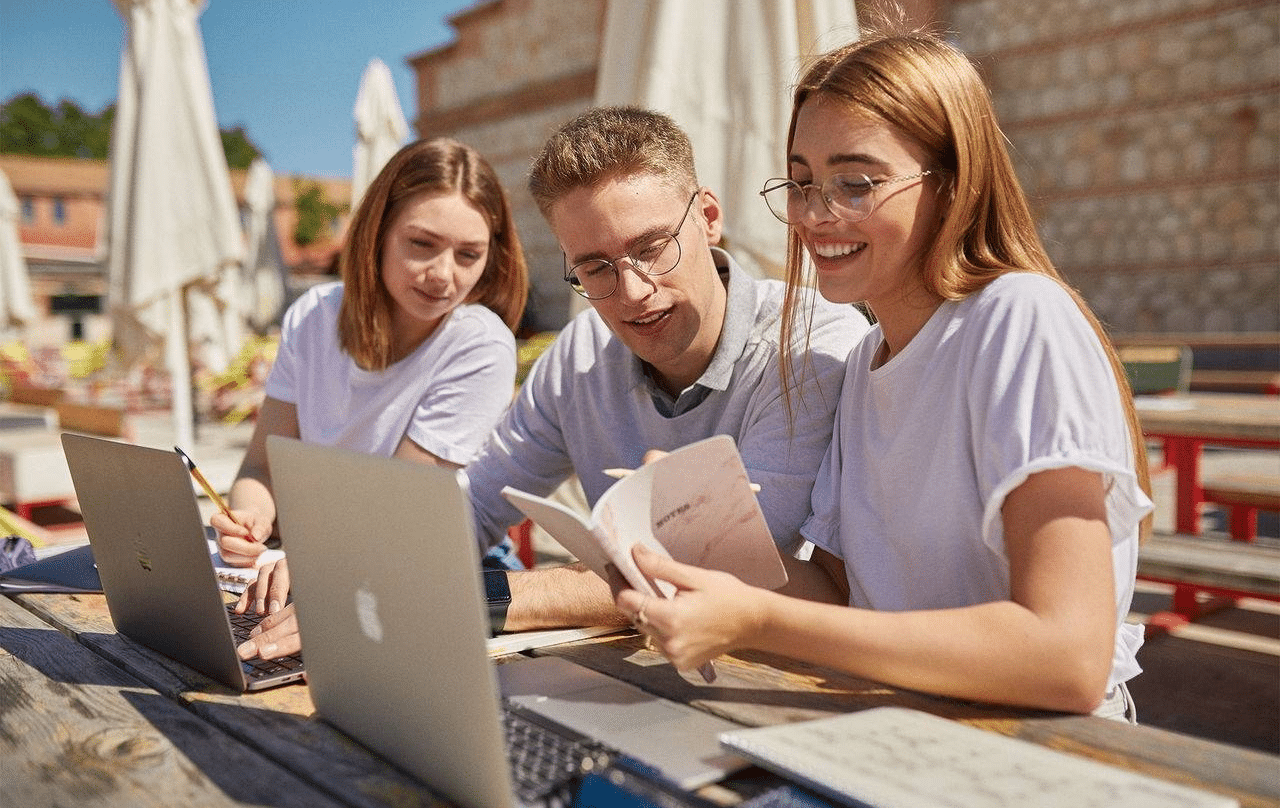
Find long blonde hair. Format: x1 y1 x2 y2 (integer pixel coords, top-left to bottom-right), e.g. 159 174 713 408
780 26 1152 536
339 138 528 370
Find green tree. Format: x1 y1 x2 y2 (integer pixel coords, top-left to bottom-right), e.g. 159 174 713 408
0 93 56 155
293 181 342 247
220 125 260 170
0 92 258 166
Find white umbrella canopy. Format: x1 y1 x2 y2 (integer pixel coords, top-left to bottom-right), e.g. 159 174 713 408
594 0 859 280
351 58 409 211
105 0 245 448
0 168 38 336
242 157 287 331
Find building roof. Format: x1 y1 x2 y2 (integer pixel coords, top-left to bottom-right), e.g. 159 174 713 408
0 152 351 208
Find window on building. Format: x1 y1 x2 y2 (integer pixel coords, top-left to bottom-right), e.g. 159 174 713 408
52 197 67 225
20 197 34 224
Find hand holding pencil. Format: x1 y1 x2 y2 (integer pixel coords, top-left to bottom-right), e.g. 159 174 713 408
176 447 270 567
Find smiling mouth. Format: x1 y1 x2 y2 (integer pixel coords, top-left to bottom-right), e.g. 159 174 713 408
813 242 866 259
627 309 670 327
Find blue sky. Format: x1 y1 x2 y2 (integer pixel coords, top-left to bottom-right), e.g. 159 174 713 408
0 0 478 177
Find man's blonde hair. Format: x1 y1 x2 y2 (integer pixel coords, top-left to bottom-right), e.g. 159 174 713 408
528 106 697 216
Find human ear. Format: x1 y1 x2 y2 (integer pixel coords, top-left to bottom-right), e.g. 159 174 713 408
696 187 725 246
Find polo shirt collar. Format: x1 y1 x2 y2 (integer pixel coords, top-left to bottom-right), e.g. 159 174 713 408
639 247 755 414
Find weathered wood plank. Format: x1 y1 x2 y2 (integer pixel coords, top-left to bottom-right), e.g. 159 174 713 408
1139 533 1280 598
0 596 343 808
13 592 452 808
542 633 1280 808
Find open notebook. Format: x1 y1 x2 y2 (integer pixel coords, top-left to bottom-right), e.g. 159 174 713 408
719 707 1239 808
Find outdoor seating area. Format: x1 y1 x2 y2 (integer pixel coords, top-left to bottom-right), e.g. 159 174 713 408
3 1 1277 805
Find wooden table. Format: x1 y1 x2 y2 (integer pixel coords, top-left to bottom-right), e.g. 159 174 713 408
4 591 1277 808
1135 393 1280 535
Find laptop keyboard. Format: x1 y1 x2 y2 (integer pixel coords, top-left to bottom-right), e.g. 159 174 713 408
502 699 610 803
226 607 304 679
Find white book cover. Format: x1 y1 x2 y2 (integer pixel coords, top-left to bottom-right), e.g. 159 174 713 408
501 434 787 597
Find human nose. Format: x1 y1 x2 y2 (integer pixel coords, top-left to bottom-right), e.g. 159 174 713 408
796 184 837 226
613 258 656 302
420 254 455 284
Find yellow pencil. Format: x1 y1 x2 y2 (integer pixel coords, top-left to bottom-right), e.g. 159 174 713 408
175 446 243 529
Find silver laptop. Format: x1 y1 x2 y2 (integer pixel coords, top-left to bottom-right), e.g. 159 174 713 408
60 433 305 691
267 436 746 808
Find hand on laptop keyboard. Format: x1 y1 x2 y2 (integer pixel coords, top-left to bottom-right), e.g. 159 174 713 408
234 602 303 661
233 557 292 616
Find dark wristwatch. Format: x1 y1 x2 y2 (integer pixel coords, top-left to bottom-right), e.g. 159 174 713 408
483 568 511 635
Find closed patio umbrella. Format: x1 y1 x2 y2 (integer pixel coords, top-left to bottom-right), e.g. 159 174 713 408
242 157 287 331
0 169 37 336
351 58 409 211
594 0 858 281
105 0 244 448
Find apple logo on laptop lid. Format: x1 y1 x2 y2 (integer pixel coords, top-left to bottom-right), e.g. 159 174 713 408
355 582 384 643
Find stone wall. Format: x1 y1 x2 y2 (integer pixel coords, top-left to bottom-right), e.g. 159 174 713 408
948 0 1279 334
410 0 606 330
411 0 1278 334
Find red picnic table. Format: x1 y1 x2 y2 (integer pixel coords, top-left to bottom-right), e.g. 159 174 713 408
1135 393 1280 537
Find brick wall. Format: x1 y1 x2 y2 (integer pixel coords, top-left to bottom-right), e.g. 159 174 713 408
410 0 606 330
412 0 1278 334
948 0 1279 333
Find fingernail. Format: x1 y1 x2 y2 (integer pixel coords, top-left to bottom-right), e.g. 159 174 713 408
249 625 262 638
236 641 254 659
268 600 282 614
258 643 277 658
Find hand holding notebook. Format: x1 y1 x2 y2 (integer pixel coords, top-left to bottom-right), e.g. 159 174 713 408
501 435 787 599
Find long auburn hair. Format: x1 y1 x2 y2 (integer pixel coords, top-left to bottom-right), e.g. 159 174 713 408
779 26 1152 536
338 138 528 370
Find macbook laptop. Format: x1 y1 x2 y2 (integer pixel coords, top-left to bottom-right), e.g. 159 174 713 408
266 436 747 808
60 433 305 691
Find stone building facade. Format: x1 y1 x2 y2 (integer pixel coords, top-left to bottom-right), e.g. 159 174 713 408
951 0 1279 332
1 152 351 348
409 0 608 330
409 0 1277 335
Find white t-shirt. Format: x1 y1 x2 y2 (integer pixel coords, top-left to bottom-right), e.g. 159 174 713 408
265 282 516 466
801 272 1151 691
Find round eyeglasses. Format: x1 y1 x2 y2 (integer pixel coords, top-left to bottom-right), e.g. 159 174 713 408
563 192 699 300
759 171 932 225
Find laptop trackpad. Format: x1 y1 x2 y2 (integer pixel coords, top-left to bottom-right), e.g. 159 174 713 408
498 656 746 789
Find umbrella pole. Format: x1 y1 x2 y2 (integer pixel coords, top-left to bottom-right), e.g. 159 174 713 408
167 286 196 449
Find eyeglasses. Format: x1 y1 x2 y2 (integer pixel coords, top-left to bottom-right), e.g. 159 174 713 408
759 171 932 224
563 192 699 300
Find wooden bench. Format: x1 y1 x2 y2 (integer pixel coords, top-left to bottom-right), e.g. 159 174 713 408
0 403 132 520
1189 369 1280 395
1114 332 1279 396
1137 532 1280 631
55 401 134 440
7 384 65 407
1199 470 1280 542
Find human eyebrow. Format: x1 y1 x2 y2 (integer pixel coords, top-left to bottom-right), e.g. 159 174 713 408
568 224 671 265
827 151 888 172
404 225 487 250
789 151 887 174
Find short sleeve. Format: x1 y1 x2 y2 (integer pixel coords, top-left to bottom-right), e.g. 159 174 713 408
965 276 1152 557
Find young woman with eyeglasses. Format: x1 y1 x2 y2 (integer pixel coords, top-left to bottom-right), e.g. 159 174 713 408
616 24 1152 719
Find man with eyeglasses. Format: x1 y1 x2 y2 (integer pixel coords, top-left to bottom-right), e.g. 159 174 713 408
233 107 869 658
466 106 871 631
